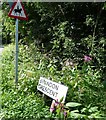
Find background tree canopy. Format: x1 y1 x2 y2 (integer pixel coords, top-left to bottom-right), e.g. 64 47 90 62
2 2 106 79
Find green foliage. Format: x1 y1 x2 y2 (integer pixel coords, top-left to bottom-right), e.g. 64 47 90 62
1 91 50 120
1 44 50 119
50 100 104 119
1 2 106 119
1 44 106 119
66 102 81 107
2 3 15 44
2 2 106 79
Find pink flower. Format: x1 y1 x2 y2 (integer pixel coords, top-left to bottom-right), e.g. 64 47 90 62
84 55 92 62
55 101 59 106
50 107 55 113
64 111 67 116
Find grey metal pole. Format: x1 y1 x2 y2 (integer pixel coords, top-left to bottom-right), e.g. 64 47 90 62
15 18 18 85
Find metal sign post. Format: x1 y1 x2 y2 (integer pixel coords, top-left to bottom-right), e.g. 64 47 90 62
8 0 28 85
15 18 18 85
7 0 14 8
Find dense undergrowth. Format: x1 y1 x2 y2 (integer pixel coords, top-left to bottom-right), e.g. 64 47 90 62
1 2 106 120
1 44 106 119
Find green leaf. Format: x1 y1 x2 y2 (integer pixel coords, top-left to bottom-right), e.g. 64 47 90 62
71 110 79 113
88 107 98 113
65 102 81 107
103 81 106 90
59 96 64 103
70 112 87 118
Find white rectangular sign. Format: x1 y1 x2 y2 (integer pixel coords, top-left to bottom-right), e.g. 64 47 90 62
37 77 68 103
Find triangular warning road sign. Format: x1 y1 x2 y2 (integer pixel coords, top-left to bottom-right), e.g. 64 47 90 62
8 0 28 20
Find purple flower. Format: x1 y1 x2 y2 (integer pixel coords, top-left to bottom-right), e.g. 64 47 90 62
84 55 92 62
55 101 59 106
50 107 55 113
64 111 67 116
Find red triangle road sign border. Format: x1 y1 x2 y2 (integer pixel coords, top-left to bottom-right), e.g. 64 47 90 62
8 0 28 20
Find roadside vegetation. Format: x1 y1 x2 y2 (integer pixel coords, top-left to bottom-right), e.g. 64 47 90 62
1 2 106 120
